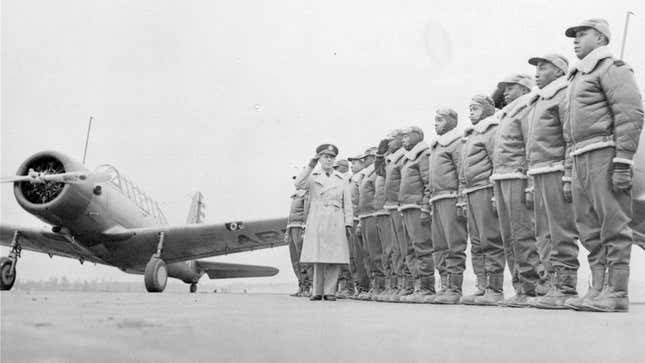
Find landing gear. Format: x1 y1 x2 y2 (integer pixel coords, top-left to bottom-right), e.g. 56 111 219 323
144 258 167 292
1 231 21 291
144 232 167 293
189 283 197 293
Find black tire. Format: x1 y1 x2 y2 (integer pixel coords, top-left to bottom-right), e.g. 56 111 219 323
189 283 197 293
0 257 16 291
144 258 167 293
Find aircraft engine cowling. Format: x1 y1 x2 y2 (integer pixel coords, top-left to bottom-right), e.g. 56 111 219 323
13 151 93 227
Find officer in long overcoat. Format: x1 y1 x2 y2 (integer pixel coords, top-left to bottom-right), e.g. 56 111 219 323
295 144 354 301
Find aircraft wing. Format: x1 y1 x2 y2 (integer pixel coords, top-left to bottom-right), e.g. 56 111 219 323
195 260 279 279
0 224 105 264
104 217 288 268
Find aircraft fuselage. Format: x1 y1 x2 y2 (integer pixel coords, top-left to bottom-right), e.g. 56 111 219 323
13 151 204 284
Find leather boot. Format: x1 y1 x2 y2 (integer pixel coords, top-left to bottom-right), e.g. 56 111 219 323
565 268 605 311
461 274 486 305
336 279 349 299
383 277 401 302
290 283 302 297
379 277 397 302
374 277 392 302
350 281 360 299
498 279 535 308
533 269 578 309
474 273 504 305
368 276 386 300
429 274 448 304
336 280 354 299
301 284 312 298
434 274 463 304
351 281 367 300
399 278 420 303
536 272 554 296
583 268 629 312
387 276 400 300
498 293 531 308
358 278 374 301
392 276 414 302
408 276 436 303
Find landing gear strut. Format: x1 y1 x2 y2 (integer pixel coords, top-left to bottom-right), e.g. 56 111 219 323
144 232 167 293
1 231 21 291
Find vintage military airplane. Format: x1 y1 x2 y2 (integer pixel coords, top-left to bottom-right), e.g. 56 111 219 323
0 151 288 292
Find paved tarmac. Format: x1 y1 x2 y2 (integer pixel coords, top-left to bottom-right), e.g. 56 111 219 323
1 291 642 363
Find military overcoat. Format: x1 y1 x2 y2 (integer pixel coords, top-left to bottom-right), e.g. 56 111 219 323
295 168 353 264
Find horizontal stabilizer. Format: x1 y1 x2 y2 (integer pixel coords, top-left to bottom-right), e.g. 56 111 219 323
196 261 279 279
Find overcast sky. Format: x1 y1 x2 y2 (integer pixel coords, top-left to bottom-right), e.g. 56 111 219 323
2 0 644 289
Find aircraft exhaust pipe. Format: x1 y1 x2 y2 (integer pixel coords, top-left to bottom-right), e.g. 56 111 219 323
13 151 93 226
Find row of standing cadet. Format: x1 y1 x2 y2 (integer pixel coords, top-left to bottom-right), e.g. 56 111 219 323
286 18 644 311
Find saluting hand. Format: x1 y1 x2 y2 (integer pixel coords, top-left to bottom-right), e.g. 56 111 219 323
308 152 322 168
377 138 390 155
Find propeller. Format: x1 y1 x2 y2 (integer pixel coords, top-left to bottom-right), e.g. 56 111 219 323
1 169 111 185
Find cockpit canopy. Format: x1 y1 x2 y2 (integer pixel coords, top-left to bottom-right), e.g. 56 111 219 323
95 165 168 224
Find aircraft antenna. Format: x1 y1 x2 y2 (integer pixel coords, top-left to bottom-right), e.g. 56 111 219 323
82 116 93 164
619 11 635 59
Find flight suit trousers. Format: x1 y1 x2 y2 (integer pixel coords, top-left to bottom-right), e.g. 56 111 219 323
572 147 632 271
534 190 553 277
431 198 467 275
312 263 341 296
376 213 400 279
349 220 370 290
494 179 541 294
387 207 411 278
466 187 505 275
533 171 579 271
360 216 385 279
288 226 311 287
401 208 434 278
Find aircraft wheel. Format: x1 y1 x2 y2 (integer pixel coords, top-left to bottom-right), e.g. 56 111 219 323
190 283 197 293
144 258 167 293
0 257 16 291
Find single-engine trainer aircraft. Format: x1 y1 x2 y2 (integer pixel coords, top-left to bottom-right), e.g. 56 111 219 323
0 151 288 293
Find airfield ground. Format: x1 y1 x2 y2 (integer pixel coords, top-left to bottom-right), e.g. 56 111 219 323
1 291 642 363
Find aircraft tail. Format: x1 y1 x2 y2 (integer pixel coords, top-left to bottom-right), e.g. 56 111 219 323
186 192 206 224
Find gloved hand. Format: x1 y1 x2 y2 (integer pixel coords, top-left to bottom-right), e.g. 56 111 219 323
308 152 321 168
491 196 498 216
283 231 289 243
356 222 362 235
420 211 431 225
562 181 572 203
377 138 390 155
345 225 353 237
456 202 467 221
612 163 633 193
524 189 534 210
